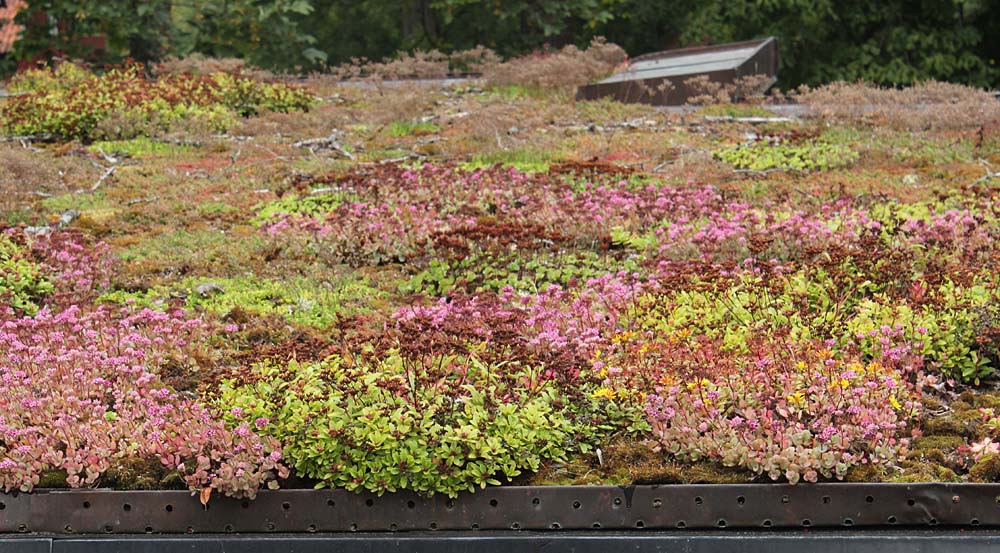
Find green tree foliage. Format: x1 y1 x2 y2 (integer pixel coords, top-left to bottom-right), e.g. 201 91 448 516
6 0 1000 87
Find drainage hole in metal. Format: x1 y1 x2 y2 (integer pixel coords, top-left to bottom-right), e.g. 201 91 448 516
928 518 938 526
781 495 790 504
225 525 234 533
350 523 358 532
0 502 5 510
471 523 479 530
716 519 727 528
762 519 772 528
282 502 291 510
635 520 645 529
801 519 812 527
694 496 703 505
592 523 601 529
104 525 113 533
64 525 73 533
165 504 173 513
532 497 540 506
83 501 91 509
573 501 581 510
490 499 498 507
308 524 317 533
327 499 335 508
144 526 153 534
907 498 915 507
430 522 438 530
511 522 521 530
123 503 131 512
972 518 981 526
266 523 275 532
866 495 875 503
822 496 831 504
676 521 687 529
17 525 26 533
407 500 416 509
242 501 250 509
653 498 662 509
737 495 745 505
389 524 397 532
888 515 897 524
614 497 623 507
550 523 561 530
843 518 854 527
365 499 374 507
446 499 455 510
186 527 194 534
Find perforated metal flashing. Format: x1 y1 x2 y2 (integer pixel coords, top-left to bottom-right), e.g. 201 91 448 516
1 484 999 535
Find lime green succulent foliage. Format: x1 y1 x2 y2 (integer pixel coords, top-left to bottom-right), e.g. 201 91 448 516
628 267 999 383
254 193 347 224
0 236 54 315
219 352 578 496
100 275 379 328
404 250 641 296
714 141 858 171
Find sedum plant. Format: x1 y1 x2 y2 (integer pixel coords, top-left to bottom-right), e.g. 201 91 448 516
714 141 858 171
0 234 54 315
219 351 578 496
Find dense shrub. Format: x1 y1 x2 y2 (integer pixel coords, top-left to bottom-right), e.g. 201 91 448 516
219 352 578 496
0 64 315 140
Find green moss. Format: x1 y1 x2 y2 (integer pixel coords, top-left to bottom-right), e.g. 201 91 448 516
88 137 191 158
118 229 264 276
386 120 441 137
41 192 112 214
912 435 965 451
698 104 774 118
36 469 70 488
970 454 1000 482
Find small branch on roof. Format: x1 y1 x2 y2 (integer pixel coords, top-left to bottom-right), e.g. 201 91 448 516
96 146 119 165
703 115 794 124
125 196 159 206
0 133 57 143
89 166 116 191
293 132 355 160
153 137 203 147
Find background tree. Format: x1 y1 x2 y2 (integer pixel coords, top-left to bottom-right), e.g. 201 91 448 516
6 0 999 87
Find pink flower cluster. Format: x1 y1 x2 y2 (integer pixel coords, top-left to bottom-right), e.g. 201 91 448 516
0 305 287 498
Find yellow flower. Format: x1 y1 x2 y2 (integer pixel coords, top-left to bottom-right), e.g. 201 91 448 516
672 328 692 341
787 392 806 405
889 396 902 410
598 368 609 378
866 361 883 375
591 387 616 401
840 378 850 389
795 361 807 371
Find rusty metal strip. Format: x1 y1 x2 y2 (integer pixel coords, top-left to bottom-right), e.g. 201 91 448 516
2 484 999 534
